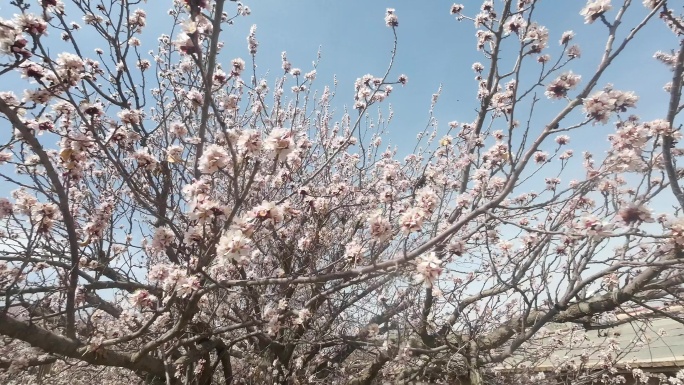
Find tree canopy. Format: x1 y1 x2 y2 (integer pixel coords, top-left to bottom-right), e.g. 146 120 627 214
0 1 683 384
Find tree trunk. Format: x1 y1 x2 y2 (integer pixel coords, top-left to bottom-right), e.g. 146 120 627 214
469 367 483 385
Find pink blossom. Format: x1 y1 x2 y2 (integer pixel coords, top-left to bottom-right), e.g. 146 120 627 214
128 9 147 33
231 58 245 76
237 130 262 154
414 252 443 287
577 215 614 238
131 147 158 170
0 198 13 218
247 25 258 55
400 207 427 233
669 218 684 246
533 151 549 164
567 45 582 58
560 31 575 44
265 128 294 162
580 0 612 24
447 240 466 256
189 199 225 224
198 144 230 174
216 230 252 261
56 52 84 71
415 187 439 213
148 264 170 284
524 23 549 52
368 212 392 241
450 4 464 15
504 14 527 35
545 71 581 99
251 201 285 225
555 135 570 145
117 109 143 125
617 203 654 224
129 290 157 309
170 121 188 137
583 88 638 123
385 8 399 27
150 227 175 254
176 274 201 298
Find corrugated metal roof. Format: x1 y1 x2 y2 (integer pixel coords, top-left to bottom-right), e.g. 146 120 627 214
502 316 684 371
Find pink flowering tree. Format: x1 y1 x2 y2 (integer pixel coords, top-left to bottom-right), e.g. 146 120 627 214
0 1 683 384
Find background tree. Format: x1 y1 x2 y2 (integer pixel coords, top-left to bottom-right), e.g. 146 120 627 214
0 0 683 384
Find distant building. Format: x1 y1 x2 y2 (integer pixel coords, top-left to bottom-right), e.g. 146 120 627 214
497 315 684 384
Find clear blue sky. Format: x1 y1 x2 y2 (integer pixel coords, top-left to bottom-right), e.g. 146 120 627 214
221 0 678 152
1 1 678 148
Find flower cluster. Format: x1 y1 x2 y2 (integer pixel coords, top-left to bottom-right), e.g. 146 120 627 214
368 211 393 241
0 15 40 59
216 230 252 262
128 9 147 33
385 8 398 27
148 264 200 298
353 74 393 110
182 178 227 225
617 203 654 225
264 128 295 162
669 218 684 246
450 4 464 15
30 202 61 233
580 0 612 24
576 215 614 238
149 227 175 256
524 22 549 53
583 87 638 123
199 144 230 174
545 71 581 99
129 289 158 309
504 14 527 36
414 252 443 287
251 200 286 225
82 200 115 240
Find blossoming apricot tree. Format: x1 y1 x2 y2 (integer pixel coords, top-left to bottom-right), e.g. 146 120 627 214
0 0 683 384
